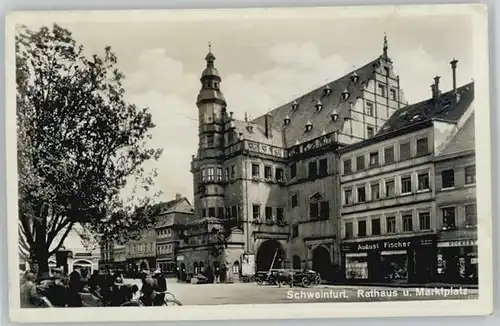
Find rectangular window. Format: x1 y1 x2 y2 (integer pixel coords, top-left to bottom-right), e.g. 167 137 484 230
390 88 397 101
225 207 231 218
276 168 284 181
224 167 230 180
217 207 224 218
251 164 260 178
399 142 411 160
442 207 456 230
216 167 223 181
442 169 455 188
378 84 386 97
309 203 319 219
365 102 374 116
418 172 430 191
292 224 299 238
343 159 352 174
465 165 476 185
231 165 236 178
319 158 328 176
276 208 284 222
207 168 215 181
231 206 237 219
385 179 395 197
416 137 429 156
208 207 215 217
367 126 374 138
201 169 207 182
401 176 412 194
386 216 396 233
202 208 206 218
252 205 260 219
290 163 297 179
402 213 413 232
369 151 379 166
291 194 298 208
371 218 381 235
265 206 273 220
207 135 214 147
308 161 318 178
357 186 366 202
419 211 431 230
264 166 272 179
345 222 354 239
344 189 353 205
319 201 329 220
384 146 395 164
358 220 367 237
371 183 380 200
356 155 365 171
465 204 477 227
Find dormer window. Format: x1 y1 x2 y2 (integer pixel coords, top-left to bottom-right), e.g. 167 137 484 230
330 109 339 122
341 88 350 101
291 101 298 111
323 85 332 96
247 124 254 133
284 115 291 125
315 100 323 112
350 72 359 83
305 121 312 132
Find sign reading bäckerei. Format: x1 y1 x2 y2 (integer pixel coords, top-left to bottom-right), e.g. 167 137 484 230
341 235 436 253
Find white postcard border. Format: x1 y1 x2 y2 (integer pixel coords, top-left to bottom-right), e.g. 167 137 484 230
4 4 493 322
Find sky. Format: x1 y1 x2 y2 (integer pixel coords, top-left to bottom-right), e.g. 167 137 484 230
21 8 475 204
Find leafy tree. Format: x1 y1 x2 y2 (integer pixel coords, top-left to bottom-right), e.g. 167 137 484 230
16 24 162 275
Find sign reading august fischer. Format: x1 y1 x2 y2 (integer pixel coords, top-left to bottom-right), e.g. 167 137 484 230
342 235 436 253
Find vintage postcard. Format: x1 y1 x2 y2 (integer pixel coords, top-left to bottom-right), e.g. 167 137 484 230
4 3 493 323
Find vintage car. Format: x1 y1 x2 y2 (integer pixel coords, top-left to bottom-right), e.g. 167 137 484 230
255 269 319 287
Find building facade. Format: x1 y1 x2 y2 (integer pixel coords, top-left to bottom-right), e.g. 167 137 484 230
188 37 411 282
434 113 477 284
155 195 195 277
338 61 474 284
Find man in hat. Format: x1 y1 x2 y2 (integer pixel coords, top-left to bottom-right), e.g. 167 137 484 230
153 269 167 306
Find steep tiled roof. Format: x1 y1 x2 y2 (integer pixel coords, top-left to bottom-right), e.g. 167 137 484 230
250 57 384 148
232 119 284 147
339 82 474 154
378 82 474 136
154 197 192 215
438 112 475 157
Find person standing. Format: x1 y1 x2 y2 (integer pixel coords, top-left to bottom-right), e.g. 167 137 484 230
140 272 155 306
20 272 42 308
153 269 167 306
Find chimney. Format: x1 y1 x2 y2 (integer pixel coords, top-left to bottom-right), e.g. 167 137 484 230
175 193 182 201
450 58 458 93
434 76 441 97
431 83 437 99
264 113 273 138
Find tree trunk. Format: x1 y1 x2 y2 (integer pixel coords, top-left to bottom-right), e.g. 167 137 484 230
33 219 50 279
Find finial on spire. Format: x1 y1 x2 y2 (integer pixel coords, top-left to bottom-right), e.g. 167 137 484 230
383 33 388 58
208 41 212 53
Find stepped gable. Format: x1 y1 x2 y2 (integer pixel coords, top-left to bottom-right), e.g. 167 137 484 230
439 112 475 156
378 82 474 136
251 57 382 148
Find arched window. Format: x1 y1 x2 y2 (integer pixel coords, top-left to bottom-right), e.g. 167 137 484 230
232 261 240 274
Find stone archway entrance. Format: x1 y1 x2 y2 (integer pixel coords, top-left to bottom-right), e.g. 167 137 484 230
139 261 148 271
312 245 331 281
256 240 285 272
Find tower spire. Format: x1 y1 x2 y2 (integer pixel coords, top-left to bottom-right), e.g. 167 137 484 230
383 33 388 59
208 41 212 53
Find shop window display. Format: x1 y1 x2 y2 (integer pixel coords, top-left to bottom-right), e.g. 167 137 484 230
381 252 408 282
345 254 368 280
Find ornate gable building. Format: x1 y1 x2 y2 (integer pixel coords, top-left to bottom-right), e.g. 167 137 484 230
187 37 409 282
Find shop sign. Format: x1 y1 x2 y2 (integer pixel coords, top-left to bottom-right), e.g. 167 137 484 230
437 239 476 248
342 235 436 253
177 255 184 261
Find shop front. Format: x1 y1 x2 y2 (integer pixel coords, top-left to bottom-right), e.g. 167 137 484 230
341 234 436 284
437 238 478 284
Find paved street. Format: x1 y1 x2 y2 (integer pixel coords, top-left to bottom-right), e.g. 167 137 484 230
124 278 478 305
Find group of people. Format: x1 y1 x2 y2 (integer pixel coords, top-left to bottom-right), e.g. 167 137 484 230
20 267 168 308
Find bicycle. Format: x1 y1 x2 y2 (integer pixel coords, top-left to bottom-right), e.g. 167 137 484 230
121 291 183 307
